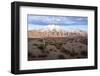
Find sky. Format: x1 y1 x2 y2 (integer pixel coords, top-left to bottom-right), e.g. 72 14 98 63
27 15 88 31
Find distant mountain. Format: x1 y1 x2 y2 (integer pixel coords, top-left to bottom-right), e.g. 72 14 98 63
28 28 87 38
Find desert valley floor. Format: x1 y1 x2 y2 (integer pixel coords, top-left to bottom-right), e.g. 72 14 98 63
28 29 88 61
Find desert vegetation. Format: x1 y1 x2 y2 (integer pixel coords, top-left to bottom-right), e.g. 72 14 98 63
28 29 88 61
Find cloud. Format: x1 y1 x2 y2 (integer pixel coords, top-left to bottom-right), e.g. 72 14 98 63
27 15 88 26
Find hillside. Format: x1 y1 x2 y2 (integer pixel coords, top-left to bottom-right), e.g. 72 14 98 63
28 29 88 61
28 28 87 38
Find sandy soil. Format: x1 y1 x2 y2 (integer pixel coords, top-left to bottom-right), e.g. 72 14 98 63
28 35 88 61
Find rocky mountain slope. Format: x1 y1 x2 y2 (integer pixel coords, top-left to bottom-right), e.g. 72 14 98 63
28 28 88 61
28 28 87 38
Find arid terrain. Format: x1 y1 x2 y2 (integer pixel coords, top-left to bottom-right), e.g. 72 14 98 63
28 29 88 61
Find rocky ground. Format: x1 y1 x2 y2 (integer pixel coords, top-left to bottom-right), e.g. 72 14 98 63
28 35 88 61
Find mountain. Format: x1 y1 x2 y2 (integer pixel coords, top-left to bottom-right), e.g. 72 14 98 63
28 28 87 38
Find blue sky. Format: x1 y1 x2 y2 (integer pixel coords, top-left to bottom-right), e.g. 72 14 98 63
27 15 88 31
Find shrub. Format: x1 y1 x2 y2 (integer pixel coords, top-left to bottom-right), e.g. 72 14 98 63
61 47 70 55
37 45 44 50
58 54 65 59
81 51 87 57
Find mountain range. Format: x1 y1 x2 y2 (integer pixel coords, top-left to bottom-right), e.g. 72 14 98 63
28 28 87 38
